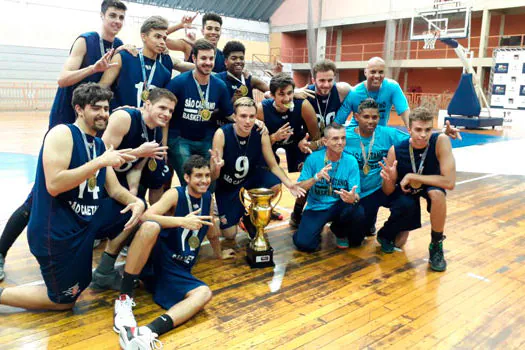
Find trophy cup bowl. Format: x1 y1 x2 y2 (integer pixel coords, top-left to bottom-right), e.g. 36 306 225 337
239 187 282 268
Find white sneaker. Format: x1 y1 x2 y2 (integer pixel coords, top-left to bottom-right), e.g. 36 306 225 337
114 294 137 333
119 326 163 350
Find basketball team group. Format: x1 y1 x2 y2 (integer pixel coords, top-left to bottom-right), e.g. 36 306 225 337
0 1 461 349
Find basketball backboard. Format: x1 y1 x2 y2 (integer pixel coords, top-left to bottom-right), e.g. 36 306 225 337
410 0 471 40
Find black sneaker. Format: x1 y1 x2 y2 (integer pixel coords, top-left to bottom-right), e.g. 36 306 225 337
289 213 301 228
366 226 377 237
271 210 283 221
377 235 395 254
0 253 5 281
429 240 447 272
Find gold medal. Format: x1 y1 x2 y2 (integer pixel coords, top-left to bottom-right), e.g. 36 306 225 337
200 109 211 121
411 180 422 189
148 158 157 172
239 85 249 96
363 164 370 175
88 176 97 190
141 89 149 102
188 235 200 249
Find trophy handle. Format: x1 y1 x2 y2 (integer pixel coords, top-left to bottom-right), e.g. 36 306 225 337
270 184 283 210
239 187 251 214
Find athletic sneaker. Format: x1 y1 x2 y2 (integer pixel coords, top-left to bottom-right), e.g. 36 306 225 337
270 210 283 221
0 253 5 281
114 294 137 333
91 269 122 291
336 237 349 249
120 246 129 257
377 235 395 254
366 226 377 237
288 213 301 228
429 240 447 272
119 326 162 350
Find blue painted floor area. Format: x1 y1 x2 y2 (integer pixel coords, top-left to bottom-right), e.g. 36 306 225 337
391 126 509 148
0 152 37 184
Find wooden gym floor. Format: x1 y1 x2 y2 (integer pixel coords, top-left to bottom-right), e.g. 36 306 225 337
0 112 524 349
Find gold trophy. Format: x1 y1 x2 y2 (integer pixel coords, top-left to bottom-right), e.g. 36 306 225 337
239 187 282 268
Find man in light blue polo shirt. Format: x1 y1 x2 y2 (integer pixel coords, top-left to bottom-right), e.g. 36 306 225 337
335 57 410 127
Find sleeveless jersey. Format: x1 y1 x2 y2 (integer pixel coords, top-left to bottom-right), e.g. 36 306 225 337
216 123 263 192
187 48 226 73
111 51 172 109
28 124 108 256
114 108 162 176
49 32 123 128
306 84 341 132
394 133 441 186
262 98 306 148
216 71 254 99
159 186 212 270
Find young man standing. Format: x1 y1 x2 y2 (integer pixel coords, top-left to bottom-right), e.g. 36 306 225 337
0 0 132 281
167 12 227 72
334 57 410 127
116 156 235 348
380 107 456 271
293 123 365 252
211 98 305 240
0 83 144 311
166 39 233 185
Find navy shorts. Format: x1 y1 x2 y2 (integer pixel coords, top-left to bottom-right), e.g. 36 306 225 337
275 144 306 173
141 243 206 310
141 159 172 190
216 169 281 229
33 198 130 304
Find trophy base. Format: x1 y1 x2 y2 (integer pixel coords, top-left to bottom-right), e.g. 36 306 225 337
246 246 275 268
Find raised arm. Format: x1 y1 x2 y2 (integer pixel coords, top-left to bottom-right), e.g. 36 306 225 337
209 129 225 181
251 76 270 93
380 146 398 196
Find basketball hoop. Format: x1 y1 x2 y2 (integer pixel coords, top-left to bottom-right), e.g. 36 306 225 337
423 30 440 50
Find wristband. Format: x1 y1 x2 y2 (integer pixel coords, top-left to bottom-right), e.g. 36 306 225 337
314 173 320 181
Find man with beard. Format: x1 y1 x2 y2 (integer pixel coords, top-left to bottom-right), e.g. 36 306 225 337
379 107 456 272
166 39 233 185
117 155 235 349
167 12 227 73
334 57 410 127
0 83 144 311
90 88 176 291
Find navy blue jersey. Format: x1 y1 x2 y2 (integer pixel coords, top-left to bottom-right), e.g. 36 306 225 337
395 133 441 186
307 84 341 132
159 53 174 73
113 108 162 176
166 71 233 140
187 48 226 73
28 124 108 256
216 71 254 99
216 123 263 192
111 51 172 109
49 32 123 128
159 186 212 270
262 98 306 148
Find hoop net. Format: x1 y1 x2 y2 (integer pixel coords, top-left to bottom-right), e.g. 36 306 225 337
423 30 440 50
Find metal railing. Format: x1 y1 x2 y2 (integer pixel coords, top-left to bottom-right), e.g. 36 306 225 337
0 82 56 111
277 33 525 63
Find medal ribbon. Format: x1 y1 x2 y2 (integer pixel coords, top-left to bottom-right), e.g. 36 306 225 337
139 112 157 144
233 125 252 156
185 187 203 241
314 87 331 131
192 71 211 113
227 71 246 89
73 124 99 179
137 50 157 107
409 142 430 175
98 33 114 58
324 153 341 196
357 128 375 170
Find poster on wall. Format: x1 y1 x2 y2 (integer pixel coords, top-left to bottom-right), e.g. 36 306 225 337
490 49 525 110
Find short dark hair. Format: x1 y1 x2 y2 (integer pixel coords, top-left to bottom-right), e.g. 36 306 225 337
183 155 210 176
358 98 379 114
202 13 222 27
71 83 113 112
192 39 216 59
141 16 168 34
270 72 295 95
148 88 177 105
409 107 434 127
233 97 257 114
101 0 126 14
323 122 345 137
313 59 337 78
223 41 245 59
